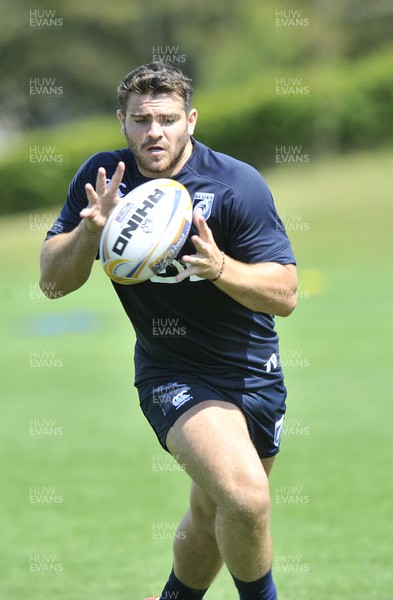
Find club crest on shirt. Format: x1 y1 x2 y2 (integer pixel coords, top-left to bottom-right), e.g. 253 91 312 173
193 192 215 220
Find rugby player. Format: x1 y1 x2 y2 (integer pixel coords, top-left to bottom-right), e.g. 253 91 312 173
40 62 297 600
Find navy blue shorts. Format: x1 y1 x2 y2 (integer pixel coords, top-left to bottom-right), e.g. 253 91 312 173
136 375 287 458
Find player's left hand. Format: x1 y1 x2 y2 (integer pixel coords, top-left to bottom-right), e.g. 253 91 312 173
176 210 224 282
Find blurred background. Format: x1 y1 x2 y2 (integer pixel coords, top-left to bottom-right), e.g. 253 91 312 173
1 1 392 599
1 0 393 212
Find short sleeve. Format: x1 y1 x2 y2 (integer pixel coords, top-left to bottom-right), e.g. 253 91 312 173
226 167 296 265
45 161 90 240
45 151 125 241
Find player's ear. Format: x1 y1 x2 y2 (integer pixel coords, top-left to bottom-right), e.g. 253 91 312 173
187 108 198 136
117 110 125 134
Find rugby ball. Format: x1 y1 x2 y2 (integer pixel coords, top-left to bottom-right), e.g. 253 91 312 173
100 178 192 284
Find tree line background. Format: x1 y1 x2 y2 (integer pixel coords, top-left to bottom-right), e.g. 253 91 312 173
1 0 392 214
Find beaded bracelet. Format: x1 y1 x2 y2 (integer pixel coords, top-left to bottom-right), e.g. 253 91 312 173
211 251 226 281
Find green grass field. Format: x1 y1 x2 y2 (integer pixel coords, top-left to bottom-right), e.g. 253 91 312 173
1 149 392 599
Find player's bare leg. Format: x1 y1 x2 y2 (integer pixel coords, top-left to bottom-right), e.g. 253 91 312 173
172 482 223 589
166 400 275 587
171 459 275 590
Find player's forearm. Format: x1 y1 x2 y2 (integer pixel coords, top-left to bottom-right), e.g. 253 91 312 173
214 258 297 317
39 220 101 298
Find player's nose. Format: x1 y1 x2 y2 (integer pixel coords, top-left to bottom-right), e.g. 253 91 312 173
146 119 163 139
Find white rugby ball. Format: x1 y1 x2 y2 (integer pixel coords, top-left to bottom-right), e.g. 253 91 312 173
100 178 192 284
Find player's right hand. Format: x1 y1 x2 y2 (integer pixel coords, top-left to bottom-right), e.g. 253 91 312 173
81 161 125 233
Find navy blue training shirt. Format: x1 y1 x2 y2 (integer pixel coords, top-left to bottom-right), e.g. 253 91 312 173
46 138 296 390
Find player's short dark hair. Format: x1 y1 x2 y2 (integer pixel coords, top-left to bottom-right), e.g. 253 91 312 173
118 62 193 114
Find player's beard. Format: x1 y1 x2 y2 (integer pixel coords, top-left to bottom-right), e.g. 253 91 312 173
125 129 191 177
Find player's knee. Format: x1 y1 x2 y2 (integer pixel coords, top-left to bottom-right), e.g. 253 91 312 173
222 467 271 524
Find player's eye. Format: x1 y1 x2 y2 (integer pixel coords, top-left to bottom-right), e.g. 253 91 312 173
160 115 178 126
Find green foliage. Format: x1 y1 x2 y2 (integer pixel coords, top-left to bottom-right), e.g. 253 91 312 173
196 46 393 166
1 46 392 215
0 117 124 214
1 0 393 129
338 46 393 147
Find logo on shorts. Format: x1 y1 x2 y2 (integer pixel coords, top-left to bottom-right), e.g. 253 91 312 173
264 352 278 373
193 193 215 220
172 388 193 409
152 382 193 415
274 414 285 447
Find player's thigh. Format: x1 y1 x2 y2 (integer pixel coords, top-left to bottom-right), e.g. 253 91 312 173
166 400 269 510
